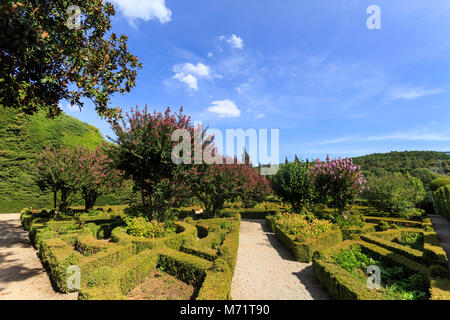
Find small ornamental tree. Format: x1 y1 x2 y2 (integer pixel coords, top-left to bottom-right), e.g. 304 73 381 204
238 164 272 208
34 146 79 211
183 156 272 217
106 106 208 220
310 155 367 215
74 145 122 210
182 157 241 217
270 156 315 213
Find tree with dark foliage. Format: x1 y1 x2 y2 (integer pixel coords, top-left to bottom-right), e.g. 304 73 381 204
0 0 142 118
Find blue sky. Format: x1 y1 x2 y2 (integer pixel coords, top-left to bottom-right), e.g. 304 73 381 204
63 0 450 163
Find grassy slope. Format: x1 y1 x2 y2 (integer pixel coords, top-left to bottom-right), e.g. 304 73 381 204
0 107 104 212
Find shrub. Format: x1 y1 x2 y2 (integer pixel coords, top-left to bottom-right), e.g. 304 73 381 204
430 176 450 192
106 106 202 221
273 212 333 238
269 157 316 213
433 185 450 221
363 173 426 219
411 168 439 192
124 216 173 239
183 157 270 217
310 155 367 215
268 214 343 262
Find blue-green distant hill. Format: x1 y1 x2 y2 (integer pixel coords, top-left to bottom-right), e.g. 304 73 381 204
0 107 105 212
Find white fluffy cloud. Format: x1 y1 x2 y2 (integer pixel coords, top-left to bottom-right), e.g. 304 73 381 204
109 0 172 25
173 63 210 77
172 63 210 91
219 34 244 49
172 73 198 91
207 99 241 118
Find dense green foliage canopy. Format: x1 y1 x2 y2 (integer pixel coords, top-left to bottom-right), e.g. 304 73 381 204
353 151 450 176
363 173 426 218
0 0 141 117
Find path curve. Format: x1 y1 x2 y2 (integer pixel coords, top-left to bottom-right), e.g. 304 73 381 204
231 219 328 300
0 213 77 300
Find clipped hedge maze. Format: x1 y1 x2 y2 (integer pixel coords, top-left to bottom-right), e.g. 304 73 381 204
312 218 450 300
265 215 343 263
21 210 240 300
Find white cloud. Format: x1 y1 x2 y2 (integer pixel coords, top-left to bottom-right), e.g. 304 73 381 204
219 34 244 49
319 129 450 145
109 0 172 25
60 102 79 113
207 99 241 118
173 63 210 77
172 63 210 91
389 87 445 100
207 52 214 58
255 112 265 119
367 131 450 141
172 73 198 91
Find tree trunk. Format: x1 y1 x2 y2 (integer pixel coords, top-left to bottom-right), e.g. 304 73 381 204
53 189 57 210
84 190 98 211
59 188 70 212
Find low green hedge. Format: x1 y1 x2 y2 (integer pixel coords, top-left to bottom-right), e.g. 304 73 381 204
433 185 450 221
267 216 343 263
360 232 424 264
157 248 211 287
196 216 240 300
363 228 449 268
430 177 450 192
312 240 432 300
110 221 197 253
341 223 377 240
74 235 115 257
423 231 449 267
430 278 450 300
312 241 384 300
238 208 278 219
79 249 159 300
363 216 429 229
21 208 241 300
37 237 83 293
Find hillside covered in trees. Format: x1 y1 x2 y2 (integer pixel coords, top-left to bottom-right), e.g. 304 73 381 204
353 151 450 176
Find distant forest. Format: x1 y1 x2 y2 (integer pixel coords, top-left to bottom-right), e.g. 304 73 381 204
353 151 450 176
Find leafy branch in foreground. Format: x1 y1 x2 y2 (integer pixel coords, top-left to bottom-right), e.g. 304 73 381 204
0 0 142 117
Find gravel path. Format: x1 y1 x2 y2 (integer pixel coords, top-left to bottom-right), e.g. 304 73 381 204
429 214 450 269
0 213 77 300
231 219 328 300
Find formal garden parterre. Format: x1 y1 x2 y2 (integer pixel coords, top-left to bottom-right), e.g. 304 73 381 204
10 106 450 301
21 207 241 300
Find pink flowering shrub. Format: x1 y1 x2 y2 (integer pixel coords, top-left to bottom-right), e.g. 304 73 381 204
106 105 211 220
309 155 367 214
34 145 121 211
35 146 79 211
73 145 122 210
183 156 271 217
